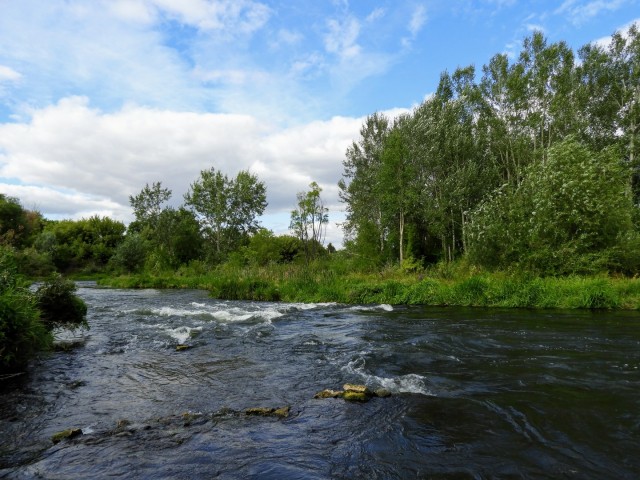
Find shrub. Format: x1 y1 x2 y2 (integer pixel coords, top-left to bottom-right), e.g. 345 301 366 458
0 247 52 373
35 274 88 331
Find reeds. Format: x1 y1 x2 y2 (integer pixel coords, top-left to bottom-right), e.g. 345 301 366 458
98 263 640 310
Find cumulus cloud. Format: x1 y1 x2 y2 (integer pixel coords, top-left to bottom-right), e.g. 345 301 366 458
593 17 640 48
0 98 407 244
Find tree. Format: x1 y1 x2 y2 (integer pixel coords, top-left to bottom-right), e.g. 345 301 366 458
290 182 329 262
184 168 267 260
339 113 391 259
578 24 640 205
378 116 416 264
129 181 172 229
154 207 203 267
0 194 42 248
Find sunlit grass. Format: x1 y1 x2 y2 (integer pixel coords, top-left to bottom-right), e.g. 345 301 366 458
98 261 640 310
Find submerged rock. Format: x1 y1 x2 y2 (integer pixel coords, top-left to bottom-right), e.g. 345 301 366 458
51 428 83 444
245 406 290 418
374 388 392 398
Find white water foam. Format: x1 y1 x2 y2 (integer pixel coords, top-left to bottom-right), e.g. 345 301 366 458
286 302 338 311
163 326 202 344
143 303 285 324
349 304 394 312
342 356 435 396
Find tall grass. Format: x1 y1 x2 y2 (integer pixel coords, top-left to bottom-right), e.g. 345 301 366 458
98 261 640 310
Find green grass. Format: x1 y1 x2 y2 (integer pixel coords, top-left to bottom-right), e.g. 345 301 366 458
98 262 640 310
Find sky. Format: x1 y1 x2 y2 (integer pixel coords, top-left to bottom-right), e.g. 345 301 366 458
0 0 639 246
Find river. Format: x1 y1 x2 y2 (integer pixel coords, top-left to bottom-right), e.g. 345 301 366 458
1 282 639 479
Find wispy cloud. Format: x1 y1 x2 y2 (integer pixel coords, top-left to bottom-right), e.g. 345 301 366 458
408 5 428 37
324 16 362 59
556 0 628 25
401 4 427 49
366 8 386 23
108 0 272 33
0 65 21 82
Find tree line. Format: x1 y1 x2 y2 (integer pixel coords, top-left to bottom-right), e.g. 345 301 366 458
0 169 332 278
339 27 640 275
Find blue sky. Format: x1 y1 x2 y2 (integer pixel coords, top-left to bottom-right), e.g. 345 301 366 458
0 0 638 245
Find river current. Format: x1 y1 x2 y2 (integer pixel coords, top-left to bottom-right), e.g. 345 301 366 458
1 282 639 479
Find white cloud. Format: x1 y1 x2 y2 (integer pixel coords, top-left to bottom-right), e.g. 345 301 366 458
593 18 640 49
129 0 272 33
270 28 303 49
526 23 546 33
324 16 361 59
0 65 22 82
556 0 628 25
408 5 427 37
0 98 413 245
366 8 386 23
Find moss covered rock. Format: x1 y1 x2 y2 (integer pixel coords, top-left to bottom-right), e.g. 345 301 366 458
51 428 83 444
245 406 290 418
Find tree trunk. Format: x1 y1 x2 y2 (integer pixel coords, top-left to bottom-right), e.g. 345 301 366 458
399 210 404 265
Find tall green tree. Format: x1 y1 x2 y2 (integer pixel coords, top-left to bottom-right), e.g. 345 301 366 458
339 112 391 260
579 25 640 204
184 168 267 260
129 181 172 230
378 116 416 264
290 182 329 262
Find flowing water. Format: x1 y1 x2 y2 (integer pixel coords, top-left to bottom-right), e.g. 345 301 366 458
1 282 639 479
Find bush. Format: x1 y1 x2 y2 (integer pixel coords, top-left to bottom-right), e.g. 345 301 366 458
0 247 52 373
110 233 148 273
35 274 88 331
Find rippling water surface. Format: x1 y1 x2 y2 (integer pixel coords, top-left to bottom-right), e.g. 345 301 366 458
1 282 639 479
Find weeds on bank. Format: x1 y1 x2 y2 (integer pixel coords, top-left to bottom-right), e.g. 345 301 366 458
98 260 640 310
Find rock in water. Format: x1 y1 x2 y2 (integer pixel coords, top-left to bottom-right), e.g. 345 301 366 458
51 428 83 444
343 384 372 395
245 406 290 418
342 391 369 402
175 344 190 351
374 388 392 398
314 389 344 399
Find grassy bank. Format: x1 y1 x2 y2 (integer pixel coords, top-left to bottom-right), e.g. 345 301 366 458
98 263 640 310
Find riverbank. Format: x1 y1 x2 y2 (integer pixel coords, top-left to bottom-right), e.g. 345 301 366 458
97 264 640 310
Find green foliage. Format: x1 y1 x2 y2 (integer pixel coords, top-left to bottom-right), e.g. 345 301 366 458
42 216 125 272
240 229 303 266
0 194 43 248
340 27 640 275
110 233 148 273
290 182 329 262
468 138 637 274
35 274 88 331
184 168 267 260
0 247 52 373
129 181 172 229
